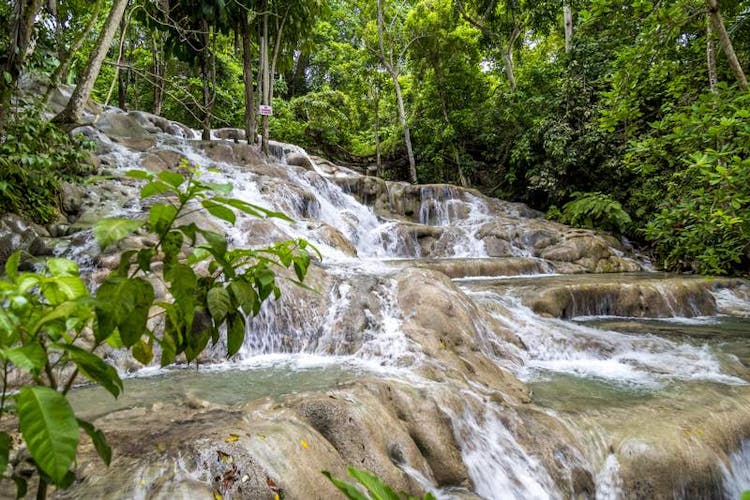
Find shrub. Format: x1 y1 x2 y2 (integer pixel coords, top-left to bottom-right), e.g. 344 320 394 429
550 192 632 234
0 113 93 223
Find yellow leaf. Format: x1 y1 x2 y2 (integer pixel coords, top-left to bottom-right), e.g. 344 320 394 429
274 495 280 500
225 433 240 443
300 439 309 449
213 491 223 500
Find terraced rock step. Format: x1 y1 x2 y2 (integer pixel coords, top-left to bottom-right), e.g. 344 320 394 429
461 273 747 318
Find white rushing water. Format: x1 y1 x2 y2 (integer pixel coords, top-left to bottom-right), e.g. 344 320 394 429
67 118 750 499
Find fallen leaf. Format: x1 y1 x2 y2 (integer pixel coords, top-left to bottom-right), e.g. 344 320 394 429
225 433 240 443
213 491 223 500
217 450 233 463
300 439 309 449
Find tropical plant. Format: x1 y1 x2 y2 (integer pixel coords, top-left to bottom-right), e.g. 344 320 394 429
323 466 436 500
0 112 93 223
550 192 632 234
0 166 315 497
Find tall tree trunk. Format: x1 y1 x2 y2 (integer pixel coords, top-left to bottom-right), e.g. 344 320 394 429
151 31 165 116
374 86 382 178
503 26 521 91
199 18 212 141
239 12 257 145
707 14 718 93
44 1 104 103
261 8 270 155
53 0 129 125
377 0 417 183
0 0 44 129
563 4 573 53
392 77 417 184
268 7 289 105
706 0 747 90
117 13 128 110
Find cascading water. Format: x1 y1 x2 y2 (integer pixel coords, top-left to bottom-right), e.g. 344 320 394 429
52 111 750 499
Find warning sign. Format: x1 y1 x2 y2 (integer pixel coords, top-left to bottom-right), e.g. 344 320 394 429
259 105 273 116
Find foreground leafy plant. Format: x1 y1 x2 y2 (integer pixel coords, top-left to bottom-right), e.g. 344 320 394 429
0 166 316 497
323 467 436 500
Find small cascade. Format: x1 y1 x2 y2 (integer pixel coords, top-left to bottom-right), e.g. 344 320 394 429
464 288 746 387
418 186 461 226
449 399 558 500
595 455 624 500
721 439 750 498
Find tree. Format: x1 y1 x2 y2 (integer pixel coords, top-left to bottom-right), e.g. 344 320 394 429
0 0 44 130
375 0 417 183
53 0 130 125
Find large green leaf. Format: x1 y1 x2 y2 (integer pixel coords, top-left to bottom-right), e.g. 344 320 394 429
54 344 123 398
95 277 154 346
157 171 185 189
41 276 88 304
227 313 245 357
16 387 79 485
46 258 79 277
201 199 236 225
347 467 401 500
321 470 368 500
77 419 112 466
94 218 143 250
140 180 172 199
4 344 46 374
207 286 231 324
149 203 178 235
4 251 20 280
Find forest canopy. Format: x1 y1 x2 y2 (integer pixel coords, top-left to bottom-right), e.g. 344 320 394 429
1 0 749 274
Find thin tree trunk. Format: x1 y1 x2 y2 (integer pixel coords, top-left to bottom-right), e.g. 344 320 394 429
0 0 44 129
268 7 289 104
707 14 718 93
199 18 211 141
152 31 165 115
261 8 270 154
706 0 748 90
563 4 573 53
392 78 417 183
377 0 417 183
437 83 467 187
374 86 382 178
503 26 521 91
239 12 256 145
44 1 103 103
117 13 128 110
53 0 129 125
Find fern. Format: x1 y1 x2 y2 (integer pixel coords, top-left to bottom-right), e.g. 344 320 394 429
552 192 632 233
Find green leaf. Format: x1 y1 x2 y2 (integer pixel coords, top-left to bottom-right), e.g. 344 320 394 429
0 431 11 475
16 387 79 485
202 200 236 225
41 276 88 304
55 344 123 398
229 280 258 316
77 419 112 466
203 182 233 194
132 338 154 365
125 169 152 180
46 258 79 277
149 203 178 235
207 286 231 324
4 344 46 374
94 218 143 250
95 277 154 346
140 181 172 199
347 467 401 500
227 313 245 357
157 171 185 189
32 301 83 335
321 470 368 500
215 197 293 222
741 491 750 500
5 251 20 280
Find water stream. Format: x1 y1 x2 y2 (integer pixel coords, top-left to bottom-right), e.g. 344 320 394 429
60 115 750 499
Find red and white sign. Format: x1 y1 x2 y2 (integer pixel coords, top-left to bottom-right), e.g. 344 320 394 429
259 105 273 116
